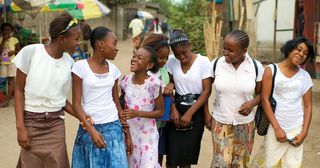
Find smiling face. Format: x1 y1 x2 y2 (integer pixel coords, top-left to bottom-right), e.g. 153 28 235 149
288 42 309 65
172 43 192 65
222 36 247 64
100 32 118 60
62 27 81 54
2 25 11 39
157 47 170 68
130 48 153 73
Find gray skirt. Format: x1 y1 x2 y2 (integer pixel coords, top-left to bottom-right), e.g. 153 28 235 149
17 110 70 168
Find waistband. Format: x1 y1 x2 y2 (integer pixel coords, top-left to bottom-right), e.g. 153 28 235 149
175 93 200 106
24 109 64 119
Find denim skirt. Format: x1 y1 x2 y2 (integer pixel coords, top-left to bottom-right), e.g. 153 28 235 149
71 120 128 168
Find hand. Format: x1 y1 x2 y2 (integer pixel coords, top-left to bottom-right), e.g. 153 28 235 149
180 112 192 128
88 128 106 148
289 133 306 147
274 127 287 143
124 133 133 157
17 126 31 151
239 101 254 116
170 107 180 128
122 109 140 119
163 83 174 95
204 116 212 130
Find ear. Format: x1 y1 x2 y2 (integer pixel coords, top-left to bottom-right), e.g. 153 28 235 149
147 62 154 71
97 40 104 49
241 48 248 55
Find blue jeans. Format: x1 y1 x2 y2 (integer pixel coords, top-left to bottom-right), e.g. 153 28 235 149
72 120 128 168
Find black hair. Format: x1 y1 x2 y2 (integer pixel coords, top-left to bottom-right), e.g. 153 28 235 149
142 33 169 51
169 29 189 52
82 26 112 50
141 46 159 73
49 13 77 39
281 36 315 63
1 23 13 32
226 30 249 49
135 13 139 18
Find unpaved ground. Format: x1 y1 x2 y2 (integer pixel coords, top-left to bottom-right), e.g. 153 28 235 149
0 40 319 167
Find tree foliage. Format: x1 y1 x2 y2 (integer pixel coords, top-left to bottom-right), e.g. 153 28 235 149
168 0 209 55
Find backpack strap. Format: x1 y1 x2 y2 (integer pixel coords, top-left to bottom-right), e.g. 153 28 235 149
271 64 277 95
213 57 221 77
252 58 258 81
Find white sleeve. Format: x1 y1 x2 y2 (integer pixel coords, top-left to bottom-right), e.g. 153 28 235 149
71 61 84 79
13 45 35 75
256 61 265 82
301 71 313 95
110 62 121 80
166 55 175 75
201 56 211 79
151 78 162 99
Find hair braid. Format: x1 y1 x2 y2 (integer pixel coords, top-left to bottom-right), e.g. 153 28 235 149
226 30 249 49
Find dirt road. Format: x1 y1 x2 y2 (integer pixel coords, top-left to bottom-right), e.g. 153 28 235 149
0 40 319 167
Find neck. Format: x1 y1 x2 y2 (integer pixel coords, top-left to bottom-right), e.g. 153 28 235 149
91 53 107 65
48 42 64 59
132 72 148 84
281 59 299 70
232 55 245 69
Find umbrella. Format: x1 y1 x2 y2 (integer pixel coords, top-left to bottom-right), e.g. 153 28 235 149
67 0 111 20
137 10 154 19
9 0 83 12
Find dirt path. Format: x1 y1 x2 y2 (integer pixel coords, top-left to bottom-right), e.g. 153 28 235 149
0 40 319 167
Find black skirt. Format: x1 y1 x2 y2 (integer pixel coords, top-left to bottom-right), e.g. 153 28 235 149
166 103 204 166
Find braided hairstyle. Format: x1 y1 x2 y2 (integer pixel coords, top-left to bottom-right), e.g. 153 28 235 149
49 13 77 40
142 33 169 51
226 30 249 49
169 29 189 52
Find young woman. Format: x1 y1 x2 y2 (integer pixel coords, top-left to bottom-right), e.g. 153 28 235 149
120 46 164 168
71 26 132 167
13 13 79 168
262 36 314 167
141 33 171 166
166 29 211 168
0 23 20 107
209 30 264 168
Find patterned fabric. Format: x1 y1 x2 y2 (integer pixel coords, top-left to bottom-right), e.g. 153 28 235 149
211 119 255 168
120 75 161 168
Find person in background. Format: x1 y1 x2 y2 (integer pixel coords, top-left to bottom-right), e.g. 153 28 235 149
121 46 164 168
129 14 144 50
141 33 171 166
13 13 79 167
209 30 264 168
261 36 314 168
0 22 20 107
165 29 211 168
150 17 163 35
71 26 131 167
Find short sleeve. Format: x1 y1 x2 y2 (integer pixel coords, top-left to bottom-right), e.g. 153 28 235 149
301 71 313 95
13 44 36 75
255 60 265 82
166 55 175 75
200 56 211 79
120 75 129 91
13 37 19 45
71 60 85 79
109 62 121 80
149 77 162 99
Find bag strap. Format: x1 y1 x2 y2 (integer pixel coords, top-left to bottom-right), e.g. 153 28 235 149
252 58 258 80
270 64 277 96
213 57 221 77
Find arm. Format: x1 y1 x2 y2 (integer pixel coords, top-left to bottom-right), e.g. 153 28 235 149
14 69 30 150
262 67 287 142
122 88 164 119
291 88 312 146
72 73 106 148
180 77 212 127
112 79 133 156
239 81 262 116
63 100 77 118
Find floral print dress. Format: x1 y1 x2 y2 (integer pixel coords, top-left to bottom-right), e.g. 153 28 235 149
120 74 162 168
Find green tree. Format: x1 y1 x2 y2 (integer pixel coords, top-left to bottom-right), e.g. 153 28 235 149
168 0 209 55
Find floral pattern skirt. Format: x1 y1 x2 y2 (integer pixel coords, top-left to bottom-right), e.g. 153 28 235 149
211 118 255 168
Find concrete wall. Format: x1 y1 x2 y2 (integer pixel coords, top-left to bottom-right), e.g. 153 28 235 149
254 0 295 63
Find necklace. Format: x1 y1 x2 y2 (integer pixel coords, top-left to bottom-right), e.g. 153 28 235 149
47 44 60 68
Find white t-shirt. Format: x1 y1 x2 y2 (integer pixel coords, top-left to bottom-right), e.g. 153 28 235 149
210 54 264 125
13 44 74 112
129 18 144 38
72 60 121 124
270 64 313 132
166 54 211 95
